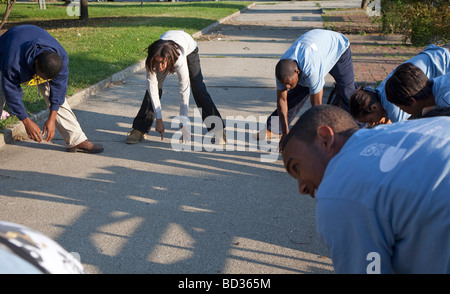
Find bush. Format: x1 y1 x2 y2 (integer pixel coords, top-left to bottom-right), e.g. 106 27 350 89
379 0 449 46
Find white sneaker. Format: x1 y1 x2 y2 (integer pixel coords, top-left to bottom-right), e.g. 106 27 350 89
253 128 280 141
207 129 226 145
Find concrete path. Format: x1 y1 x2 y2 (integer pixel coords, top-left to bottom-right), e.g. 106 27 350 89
0 1 355 274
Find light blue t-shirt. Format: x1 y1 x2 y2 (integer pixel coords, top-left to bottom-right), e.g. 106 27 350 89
316 117 450 274
276 29 350 94
377 44 450 122
432 73 450 107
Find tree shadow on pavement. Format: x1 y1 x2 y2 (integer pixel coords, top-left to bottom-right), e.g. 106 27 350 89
0 74 334 274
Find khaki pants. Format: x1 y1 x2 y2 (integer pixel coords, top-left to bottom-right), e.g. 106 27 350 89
0 72 87 147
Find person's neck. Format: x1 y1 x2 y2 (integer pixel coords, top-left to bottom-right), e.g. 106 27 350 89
335 127 359 153
417 95 436 109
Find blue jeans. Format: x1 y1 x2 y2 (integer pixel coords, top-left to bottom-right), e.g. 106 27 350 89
267 47 357 133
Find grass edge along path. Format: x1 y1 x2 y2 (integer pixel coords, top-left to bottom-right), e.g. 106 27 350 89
0 1 252 130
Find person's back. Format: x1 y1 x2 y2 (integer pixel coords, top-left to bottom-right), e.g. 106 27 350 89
0 24 67 79
160 30 197 57
0 25 69 120
432 73 450 108
316 117 450 273
375 44 450 122
279 29 350 93
0 25 103 153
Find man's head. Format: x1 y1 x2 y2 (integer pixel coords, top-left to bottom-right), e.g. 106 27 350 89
281 105 359 197
349 87 387 126
275 59 300 90
34 51 63 80
385 62 433 115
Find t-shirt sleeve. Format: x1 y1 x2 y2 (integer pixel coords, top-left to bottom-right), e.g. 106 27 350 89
433 74 450 107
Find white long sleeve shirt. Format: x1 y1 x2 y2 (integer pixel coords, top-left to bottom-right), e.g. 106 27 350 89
147 30 197 123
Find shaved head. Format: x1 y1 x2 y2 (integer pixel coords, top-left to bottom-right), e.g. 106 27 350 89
275 59 299 82
281 105 359 150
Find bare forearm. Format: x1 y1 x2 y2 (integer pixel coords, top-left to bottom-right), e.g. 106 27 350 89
276 90 289 135
310 89 324 106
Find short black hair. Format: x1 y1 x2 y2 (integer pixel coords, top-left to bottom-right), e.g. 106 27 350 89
35 51 63 80
385 62 433 106
275 59 298 82
281 105 359 151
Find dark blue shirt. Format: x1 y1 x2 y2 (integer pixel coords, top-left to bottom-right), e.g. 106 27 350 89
0 25 69 120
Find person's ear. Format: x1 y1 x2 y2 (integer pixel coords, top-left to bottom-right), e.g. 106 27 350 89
409 97 417 105
369 102 379 112
316 126 335 153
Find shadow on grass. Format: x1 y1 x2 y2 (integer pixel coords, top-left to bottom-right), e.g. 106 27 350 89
3 16 216 31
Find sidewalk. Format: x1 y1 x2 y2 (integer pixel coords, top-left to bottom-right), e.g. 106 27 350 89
0 1 421 274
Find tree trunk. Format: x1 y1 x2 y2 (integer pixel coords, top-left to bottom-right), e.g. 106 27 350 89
0 0 17 30
80 0 88 20
361 0 368 9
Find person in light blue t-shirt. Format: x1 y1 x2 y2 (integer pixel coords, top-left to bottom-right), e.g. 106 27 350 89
281 105 450 274
257 29 357 141
349 44 450 126
432 74 450 107
385 63 450 116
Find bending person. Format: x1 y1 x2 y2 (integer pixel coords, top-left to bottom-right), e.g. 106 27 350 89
385 64 450 116
257 29 357 142
0 25 103 153
281 105 450 273
127 30 225 144
349 44 450 126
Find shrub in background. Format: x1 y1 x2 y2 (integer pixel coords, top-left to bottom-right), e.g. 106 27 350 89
379 0 449 46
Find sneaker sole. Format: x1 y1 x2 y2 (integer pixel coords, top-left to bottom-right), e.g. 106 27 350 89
66 147 104 153
126 138 144 144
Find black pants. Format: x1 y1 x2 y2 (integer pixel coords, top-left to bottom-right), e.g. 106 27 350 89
266 47 357 132
132 47 224 133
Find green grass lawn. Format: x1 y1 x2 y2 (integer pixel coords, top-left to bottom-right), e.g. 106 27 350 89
0 1 252 129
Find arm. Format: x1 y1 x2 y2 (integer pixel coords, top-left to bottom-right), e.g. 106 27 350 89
147 71 165 139
22 117 43 142
43 63 68 142
47 63 69 113
42 110 57 142
276 89 290 148
276 88 289 133
2 68 45 142
2 68 28 121
309 88 323 106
